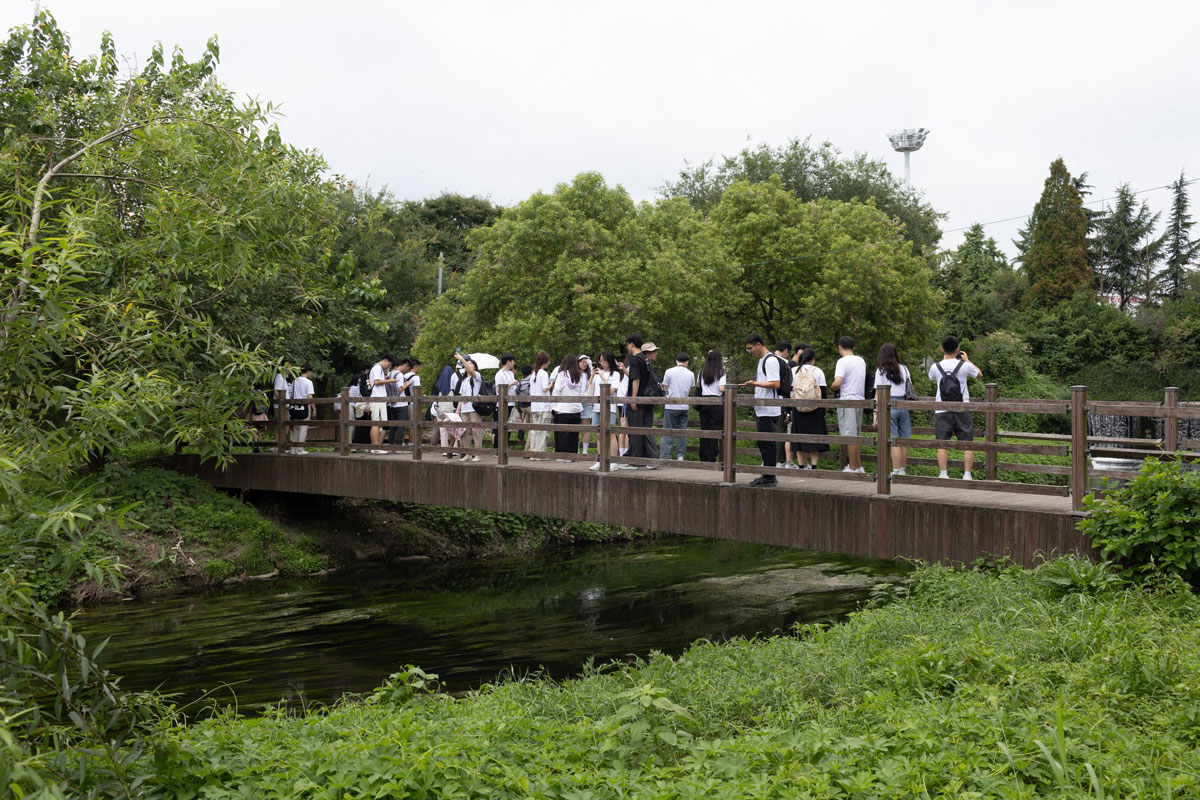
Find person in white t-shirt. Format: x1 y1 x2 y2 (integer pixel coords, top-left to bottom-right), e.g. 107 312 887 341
696 349 726 463
660 353 696 461
832 336 867 473
587 350 622 471
395 360 422 447
740 333 781 487
452 352 485 461
492 354 518 450
288 366 315 454
368 355 396 451
525 351 553 458
875 343 912 477
928 335 983 480
789 347 830 469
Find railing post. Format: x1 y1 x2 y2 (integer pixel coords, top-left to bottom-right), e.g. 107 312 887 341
339 389 350 456
722 384 736 484
497 385 509 466
1070 385 1088 511
876 386 890 494
410 387 423 461
274 389 286 455
598 383 611 472
1164 386 1179 452
985 383 999 481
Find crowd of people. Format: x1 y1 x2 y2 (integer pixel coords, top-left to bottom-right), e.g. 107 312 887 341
267 333 982 488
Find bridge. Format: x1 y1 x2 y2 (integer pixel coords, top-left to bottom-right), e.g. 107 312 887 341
172 384 1199 568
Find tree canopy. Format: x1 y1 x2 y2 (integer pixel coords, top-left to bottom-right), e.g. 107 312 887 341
661 137 944 254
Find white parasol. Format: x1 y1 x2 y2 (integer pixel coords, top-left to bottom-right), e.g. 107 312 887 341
468 352 501 370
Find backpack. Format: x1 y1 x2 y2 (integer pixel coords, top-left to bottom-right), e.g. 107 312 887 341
791 366 821 411
637 355 665 397
935 361 966 404
513 376 532 410
455 374 497 417
773 355 793 398
356 369 371 398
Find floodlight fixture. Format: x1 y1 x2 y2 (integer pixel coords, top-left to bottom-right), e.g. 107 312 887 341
887 127 929 184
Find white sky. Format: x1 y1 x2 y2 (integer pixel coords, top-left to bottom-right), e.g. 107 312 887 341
11 0 1200 255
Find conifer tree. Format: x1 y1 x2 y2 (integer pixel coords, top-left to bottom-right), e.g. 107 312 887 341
1098 184 1163 309
1162 171 1199 300
1023 159 1091 306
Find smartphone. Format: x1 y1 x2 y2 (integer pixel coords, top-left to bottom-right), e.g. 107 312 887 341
456 347 463 354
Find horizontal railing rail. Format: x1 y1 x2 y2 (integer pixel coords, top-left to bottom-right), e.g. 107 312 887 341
252 382 1196 510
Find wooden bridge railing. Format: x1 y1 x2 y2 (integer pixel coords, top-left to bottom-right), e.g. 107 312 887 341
260 384 1199 512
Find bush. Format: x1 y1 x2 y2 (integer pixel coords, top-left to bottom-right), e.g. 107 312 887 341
1080 459 1200 582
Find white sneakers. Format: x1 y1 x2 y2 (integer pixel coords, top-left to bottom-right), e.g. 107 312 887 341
963 471 973 481
842 466 866 474
589 462 601 471
676 455 685 461
615 463 637 470
890 468 905 477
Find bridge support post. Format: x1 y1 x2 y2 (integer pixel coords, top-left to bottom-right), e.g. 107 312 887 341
598 383 611 472
411 387 423 461
1070 385 1088 511
339 388 350 456
985 383 999 481
1164 386 1179 452
274 390 286 455
722 385 736 484
875 385 890 494
497 385 509 466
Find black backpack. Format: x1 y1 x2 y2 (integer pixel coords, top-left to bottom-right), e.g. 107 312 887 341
935 361 966 403
772 355 793 398
455 375 497 417
356 369 371 397
633 355 665 397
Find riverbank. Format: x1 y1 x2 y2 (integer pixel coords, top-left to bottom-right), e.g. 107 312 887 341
40 464 649 604
151 559 1200 798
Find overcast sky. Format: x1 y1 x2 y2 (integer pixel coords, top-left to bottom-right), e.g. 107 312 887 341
10 0 1200 254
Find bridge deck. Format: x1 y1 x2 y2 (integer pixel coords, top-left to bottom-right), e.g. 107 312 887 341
174 452 1086 567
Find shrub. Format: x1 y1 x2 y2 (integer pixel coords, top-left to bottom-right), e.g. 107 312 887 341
1080 459 1200 582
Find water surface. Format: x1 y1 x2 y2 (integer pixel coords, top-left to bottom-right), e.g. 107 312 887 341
72 537 904 710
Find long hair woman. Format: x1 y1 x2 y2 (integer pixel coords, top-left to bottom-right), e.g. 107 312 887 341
697 349 726 462
525 351 553 457
791 348 830 468
588 350 621 470
875 342 911 476
551 354 585 460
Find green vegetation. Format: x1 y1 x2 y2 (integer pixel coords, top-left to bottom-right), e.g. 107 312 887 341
1082 459 1200 582
25 559 1187 799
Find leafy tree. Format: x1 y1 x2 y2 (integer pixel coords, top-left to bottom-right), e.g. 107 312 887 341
413 173 738 368
709 176 939 357
0 12 366 471
1162 171 1199 301
1013 291 1150 381
1097 184 1163 309
938 223 1013 341
1012 213 1035 266
1023 159 1092 306
661 137 944 254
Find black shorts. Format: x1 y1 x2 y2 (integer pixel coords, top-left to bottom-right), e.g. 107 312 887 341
935 411 973 441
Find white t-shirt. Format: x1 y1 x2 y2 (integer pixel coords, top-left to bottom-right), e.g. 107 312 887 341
834 354 867 400
273 372 290 397
387 368 406 407
591 369 614 398
928 358 980 412
369 364 388 397
530 369 552 413
398 373 420 408
755 354 781 417
290 375 314 402
700 373 726 396
551 371 585 415
662 365 696 412
874 365 909 400
456 373 482 414
494 368 517 407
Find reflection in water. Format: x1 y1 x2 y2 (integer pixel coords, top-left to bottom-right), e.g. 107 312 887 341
71 537 905 711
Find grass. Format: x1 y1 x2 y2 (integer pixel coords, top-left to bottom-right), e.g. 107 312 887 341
155 559 1200 798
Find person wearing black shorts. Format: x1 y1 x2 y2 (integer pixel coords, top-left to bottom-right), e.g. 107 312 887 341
928 335 982 480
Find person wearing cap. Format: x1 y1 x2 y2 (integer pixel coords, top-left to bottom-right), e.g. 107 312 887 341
620 333 659 468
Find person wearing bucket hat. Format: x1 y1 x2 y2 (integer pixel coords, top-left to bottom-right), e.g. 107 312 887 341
621 334 660 468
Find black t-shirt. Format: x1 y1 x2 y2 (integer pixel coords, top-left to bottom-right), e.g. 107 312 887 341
628 353 651 397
